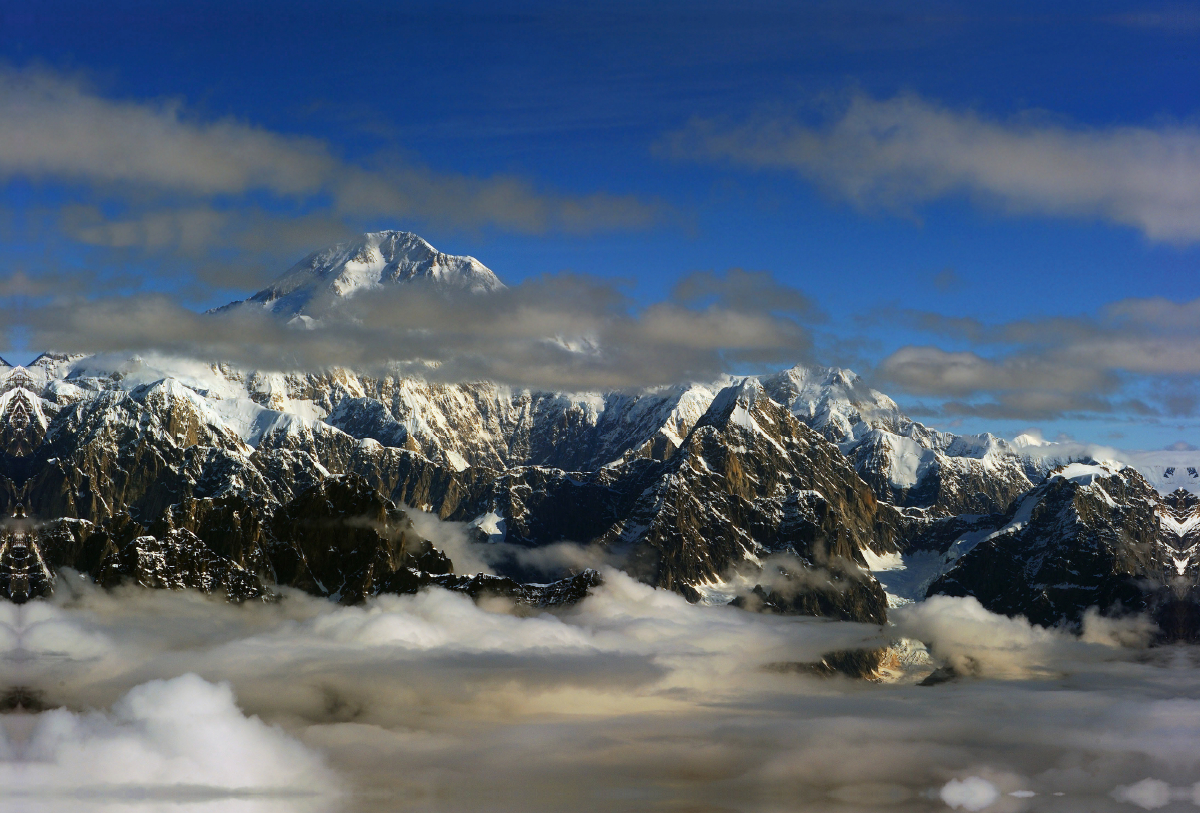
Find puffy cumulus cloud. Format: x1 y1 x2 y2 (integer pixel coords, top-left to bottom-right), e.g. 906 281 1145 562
1112 778 1173 809
941 776 1000 811
0 674 338 812
10 268 815 390
873 296 1200 421
0 68 664 288
890 595 1155 679
0 574 1195 813
667 92 1200 243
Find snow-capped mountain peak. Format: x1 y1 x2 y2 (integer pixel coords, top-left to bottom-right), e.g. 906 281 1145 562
219 230 505 318
760 362 910 444
1012 431 1053 448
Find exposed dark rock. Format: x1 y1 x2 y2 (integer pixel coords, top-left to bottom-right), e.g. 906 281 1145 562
766 648 888 680
423 380 900 622
94 527 268 600
927 468 1167 628
147 494 273 575
918 666 958 686
731 562 889 626
427 568 603 607
0 687 47 712
267 475 451 603
0 507 53 603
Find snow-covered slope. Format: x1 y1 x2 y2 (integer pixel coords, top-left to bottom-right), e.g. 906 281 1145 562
761 364 1071 515
4 230 1197 634
761 364 912 443
924 463 1175 628
1098 449 1200 495
218 230 504 318
11 350 1122 516
1007 437 1200 496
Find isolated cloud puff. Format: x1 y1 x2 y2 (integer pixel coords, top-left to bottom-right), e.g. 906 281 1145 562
941 776 1000 811
0 673 339 813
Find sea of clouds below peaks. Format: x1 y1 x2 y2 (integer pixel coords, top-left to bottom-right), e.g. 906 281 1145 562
0 563 1196 813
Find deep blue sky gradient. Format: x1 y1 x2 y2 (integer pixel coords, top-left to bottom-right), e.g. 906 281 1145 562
1 0 1197 446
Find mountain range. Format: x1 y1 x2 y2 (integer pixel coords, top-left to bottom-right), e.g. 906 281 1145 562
1 231 1196 649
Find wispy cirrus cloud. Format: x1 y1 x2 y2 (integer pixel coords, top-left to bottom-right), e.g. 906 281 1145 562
666 92 1200 243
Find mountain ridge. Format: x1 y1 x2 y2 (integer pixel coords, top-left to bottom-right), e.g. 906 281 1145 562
1 231 1196 640
214 230 504 319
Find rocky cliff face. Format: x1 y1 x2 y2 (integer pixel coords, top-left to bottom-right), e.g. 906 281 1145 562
0 358 900 624
0 473 596 609
4 349 1199 635
922 465 1193 634
440 379 900 620
3 232 1198 636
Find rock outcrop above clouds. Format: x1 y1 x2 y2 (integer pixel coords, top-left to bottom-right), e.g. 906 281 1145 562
1 232 1196 636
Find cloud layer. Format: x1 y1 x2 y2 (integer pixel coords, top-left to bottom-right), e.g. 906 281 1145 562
0 673 338 812
0 68 664 291
9 268 815 390
0 565 1192 813
668 92 1200 243
7 265 1197 421
874 297 1200 421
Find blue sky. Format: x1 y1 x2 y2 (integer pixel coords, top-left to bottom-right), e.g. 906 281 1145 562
1 0 1198 448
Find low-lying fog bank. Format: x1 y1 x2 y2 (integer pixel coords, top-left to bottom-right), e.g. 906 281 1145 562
0 570 1196 813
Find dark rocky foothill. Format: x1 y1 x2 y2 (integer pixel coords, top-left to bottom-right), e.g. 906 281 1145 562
0 476 599 609
731 557 889 626
766 648 890 680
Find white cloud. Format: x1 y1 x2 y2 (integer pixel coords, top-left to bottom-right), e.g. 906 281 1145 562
890 595 1151 679
873 296 1200 421
941 776 1000 811
669 92 1200 243
11 268 816 390
0 72 329 196
1112 778 1173 810
0 66 664 276
0 576 1188 811
0 673 339 812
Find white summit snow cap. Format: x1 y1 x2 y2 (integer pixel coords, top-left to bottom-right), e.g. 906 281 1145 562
1012 431 1052 447
1054 461 1124 485
225 230 505 318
